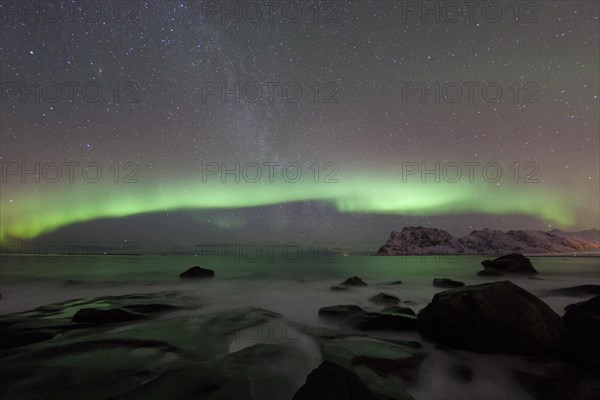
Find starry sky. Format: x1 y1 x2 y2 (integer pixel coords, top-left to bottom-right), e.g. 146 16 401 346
0 0 598 252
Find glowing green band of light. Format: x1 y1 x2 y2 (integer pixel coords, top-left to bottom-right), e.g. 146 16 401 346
0 172 576 242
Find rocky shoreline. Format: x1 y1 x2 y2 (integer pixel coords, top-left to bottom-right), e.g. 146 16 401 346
1 260 599 400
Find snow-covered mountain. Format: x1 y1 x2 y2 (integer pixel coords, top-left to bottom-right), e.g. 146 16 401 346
549 229 600 245
377 226 599 255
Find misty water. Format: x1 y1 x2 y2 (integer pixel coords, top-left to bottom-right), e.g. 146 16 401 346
1 254 599 399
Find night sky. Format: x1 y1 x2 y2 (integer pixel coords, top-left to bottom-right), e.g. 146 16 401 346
0 1 598 251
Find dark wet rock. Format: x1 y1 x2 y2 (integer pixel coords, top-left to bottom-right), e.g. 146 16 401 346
330 285 349 292
432 278 465 288
72 308 145 324
179 266 215 279
320 336 425 388
563 295 600 335
339 276 368 287
319 305 365 322
381 306 415 316
214 343 315 400
292 361 382 400
481 253 537 274
561 334 600 369
561 295 600 368
0 292 193 351
343 311 417 331
1 305 312 400
548 285 600 297
477 268 503 277
403 300 417 306
386 280 403 285
369 292 400 306
449 363 473 382
417 281 566 355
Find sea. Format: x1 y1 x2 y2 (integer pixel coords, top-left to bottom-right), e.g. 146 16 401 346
1 254 599 399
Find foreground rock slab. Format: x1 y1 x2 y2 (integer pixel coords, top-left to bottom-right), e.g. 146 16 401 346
0 294 320 400
417 281 566 355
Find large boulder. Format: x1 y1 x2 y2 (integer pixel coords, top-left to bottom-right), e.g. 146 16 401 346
417 281 566 355
563 295 600 335
481 254 537 274
179 266 215 279
561 295 600 368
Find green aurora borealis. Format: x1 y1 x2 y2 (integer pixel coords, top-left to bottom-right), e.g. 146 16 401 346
0 171 576 243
